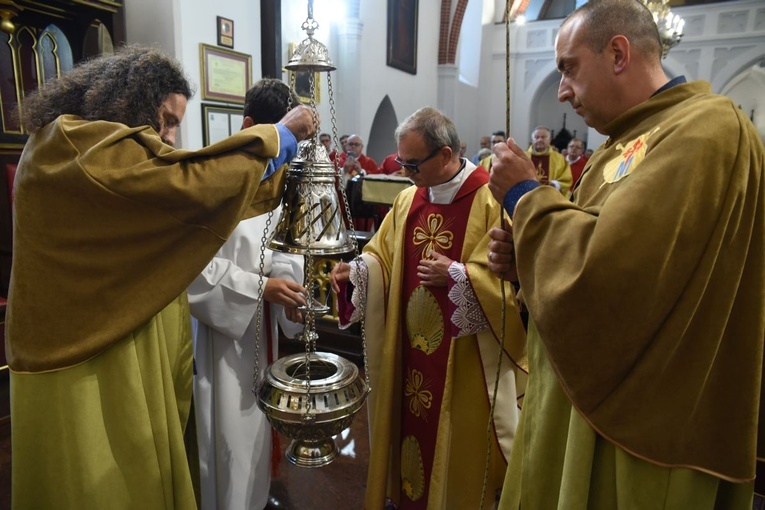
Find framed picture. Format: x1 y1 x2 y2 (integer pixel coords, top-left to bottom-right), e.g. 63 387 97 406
287 43 321 105
387 0 418 75
217 16 234 48
202 103 244 146
199 44 252 104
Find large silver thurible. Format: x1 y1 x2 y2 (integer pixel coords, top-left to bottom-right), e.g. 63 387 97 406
253 0 370 469
268 142 354 257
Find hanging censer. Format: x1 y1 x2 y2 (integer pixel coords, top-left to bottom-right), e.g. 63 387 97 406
253 0 371 468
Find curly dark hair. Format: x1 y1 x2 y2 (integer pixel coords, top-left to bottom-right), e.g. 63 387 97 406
20 45 193 134
243 78 301 125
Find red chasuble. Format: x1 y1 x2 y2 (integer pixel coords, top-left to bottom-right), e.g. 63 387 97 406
398 168 487 508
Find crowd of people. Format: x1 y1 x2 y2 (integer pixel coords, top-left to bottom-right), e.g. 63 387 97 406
5 0 764 509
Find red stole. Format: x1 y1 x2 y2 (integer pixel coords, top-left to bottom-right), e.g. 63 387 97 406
530 153 551 182
569 156 589 192
397 168 487 508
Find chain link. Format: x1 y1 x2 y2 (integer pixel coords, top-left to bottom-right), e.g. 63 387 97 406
326 73 371 393
251 209 276 395
252 72 293 395
252 67 371 415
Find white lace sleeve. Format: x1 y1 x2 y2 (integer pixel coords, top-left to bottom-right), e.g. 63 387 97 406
341 258 369 328
448 262 490 337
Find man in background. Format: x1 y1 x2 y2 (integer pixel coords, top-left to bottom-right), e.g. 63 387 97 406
189 78 307 510
329 133 349 161
491 130 506 147
565 137 588 191
479 130 507 170
527 125 573 195
336 133 379 185
319 132 332 153
379 152 404 175
337 134 381 231
487 0 764 507
6 46 315 509
471 134 491 165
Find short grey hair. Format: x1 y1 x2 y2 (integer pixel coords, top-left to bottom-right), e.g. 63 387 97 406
395 107 461 158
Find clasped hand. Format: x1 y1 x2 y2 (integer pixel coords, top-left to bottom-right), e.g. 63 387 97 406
417 251 452 287
487 226 518 282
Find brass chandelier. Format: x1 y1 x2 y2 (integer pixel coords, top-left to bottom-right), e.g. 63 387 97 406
641 0 685 58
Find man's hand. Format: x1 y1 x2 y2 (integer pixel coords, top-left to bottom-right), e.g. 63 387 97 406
330 261 351 294
279 105 318 142
263 277 307 308
488 226 518 282
417 251 452 287
488 138 538 203
284 307 304 324
344 156 361 175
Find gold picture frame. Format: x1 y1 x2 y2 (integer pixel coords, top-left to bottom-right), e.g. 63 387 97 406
199 43 252 104
201 103 244 146
287 43 321 105
387 0 418 75
217 16 234 48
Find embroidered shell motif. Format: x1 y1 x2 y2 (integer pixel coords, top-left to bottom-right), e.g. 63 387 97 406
406 285 444 355
401 435 425 502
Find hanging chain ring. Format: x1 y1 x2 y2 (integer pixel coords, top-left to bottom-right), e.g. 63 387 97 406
327 74 371 393
252 208 277 395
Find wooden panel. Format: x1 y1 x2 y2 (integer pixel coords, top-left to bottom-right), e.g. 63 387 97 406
0 158 18 298
0 0 127 148
0 298 6 369
39 25 75 82
16 27 40 99
0 32 22 136
0 2 127 297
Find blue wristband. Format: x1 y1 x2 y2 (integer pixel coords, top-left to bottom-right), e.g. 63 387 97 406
273 123 298 170
503 180 540 219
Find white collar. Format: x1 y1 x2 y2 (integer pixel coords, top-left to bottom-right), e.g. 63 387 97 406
428 158 476 204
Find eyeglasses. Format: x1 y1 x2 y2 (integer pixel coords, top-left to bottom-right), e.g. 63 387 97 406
395 146 442 174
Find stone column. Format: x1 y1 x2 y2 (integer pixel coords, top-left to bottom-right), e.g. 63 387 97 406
333 15 363 136
437 63 459 120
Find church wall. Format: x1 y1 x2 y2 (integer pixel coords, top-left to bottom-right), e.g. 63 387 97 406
125 0 764 155
474 0 765 153
126 0 263 151
284 0 443 163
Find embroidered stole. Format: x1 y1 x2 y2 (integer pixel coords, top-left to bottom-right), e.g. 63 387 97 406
530 153 550 182
397 175 481 508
